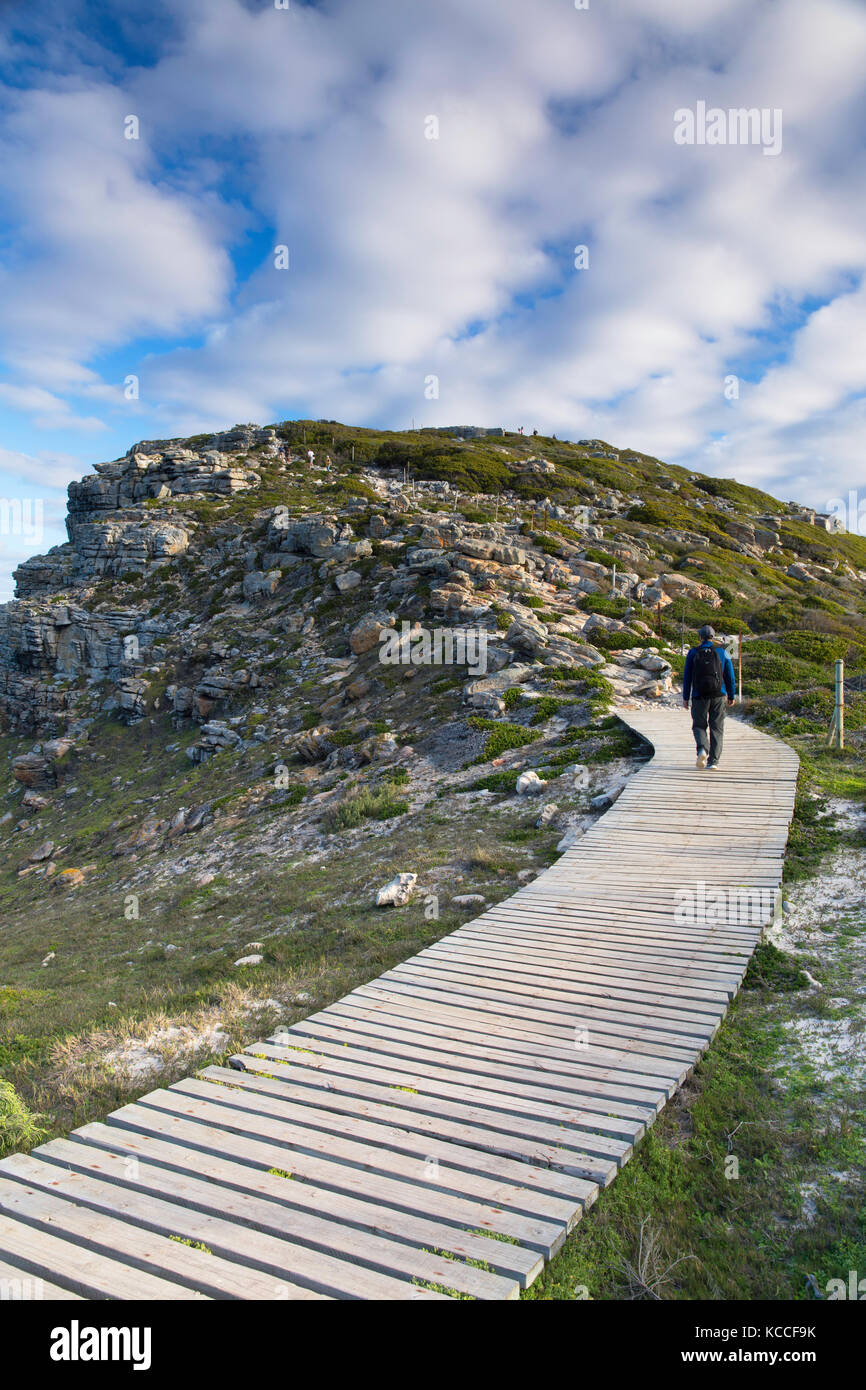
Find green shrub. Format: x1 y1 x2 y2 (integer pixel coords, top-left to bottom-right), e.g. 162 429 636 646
384 766 410 786
777 631 851 665
0 1079 46 1157
467 718 539 763
468 769 521 794
325 784 409 832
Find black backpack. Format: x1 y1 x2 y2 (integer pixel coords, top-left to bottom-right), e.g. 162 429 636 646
692 644 723 698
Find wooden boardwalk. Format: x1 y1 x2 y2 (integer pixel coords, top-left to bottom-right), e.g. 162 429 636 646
0 706 799 1300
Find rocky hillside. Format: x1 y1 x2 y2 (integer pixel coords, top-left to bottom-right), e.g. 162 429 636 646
1 419 865 1149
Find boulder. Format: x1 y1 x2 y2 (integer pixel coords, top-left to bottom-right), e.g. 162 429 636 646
57 867 85 889
375 872 418 907
12 752 55 789
350 611 393 655
243 569 281 601
654 573 722 608
295 727 336 762
504 618 548 656
516 770 547 795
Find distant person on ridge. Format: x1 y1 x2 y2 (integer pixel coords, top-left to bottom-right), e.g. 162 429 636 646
682 625 735 770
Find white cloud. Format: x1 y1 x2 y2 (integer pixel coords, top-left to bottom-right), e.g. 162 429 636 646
0 0 864 535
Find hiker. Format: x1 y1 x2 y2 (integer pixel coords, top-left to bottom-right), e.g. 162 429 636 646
682 624 735 769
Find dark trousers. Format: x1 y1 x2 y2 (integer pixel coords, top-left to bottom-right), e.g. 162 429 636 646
691 696 726 763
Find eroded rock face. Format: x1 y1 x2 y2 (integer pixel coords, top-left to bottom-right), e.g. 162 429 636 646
0 429 278 733
0 600 165 733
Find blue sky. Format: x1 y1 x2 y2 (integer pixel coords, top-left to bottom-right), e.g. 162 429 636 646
1 0 865 596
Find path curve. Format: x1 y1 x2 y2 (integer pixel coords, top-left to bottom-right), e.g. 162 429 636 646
0 707 799 1300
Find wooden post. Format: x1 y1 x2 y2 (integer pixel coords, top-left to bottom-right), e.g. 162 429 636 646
657 601 662 637
612 563 617 596
835 658 845 750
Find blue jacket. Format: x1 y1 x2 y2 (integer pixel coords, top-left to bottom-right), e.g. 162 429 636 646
683 640 735 702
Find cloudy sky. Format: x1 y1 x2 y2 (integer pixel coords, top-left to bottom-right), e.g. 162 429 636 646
0 0 865 596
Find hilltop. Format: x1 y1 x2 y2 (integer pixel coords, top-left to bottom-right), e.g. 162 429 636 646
1 419 865 1156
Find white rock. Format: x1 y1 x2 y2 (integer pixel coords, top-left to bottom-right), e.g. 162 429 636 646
375 872 418 907
516 770 547 795
557 823 585 851
536 802 559 828
452 894 486 907
234 953 264 967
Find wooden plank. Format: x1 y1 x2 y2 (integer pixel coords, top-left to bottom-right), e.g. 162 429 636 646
122 1086 598 1216
184 1069 626 1186
0 1255 84 1300
239 1044 644 1146
0 1167 334 1301
306 1004 671 1106
262 1027 656 1125
38 1133 543 1286
0 1187 212 1301
5 1151 506 1301
81 1113 572 1256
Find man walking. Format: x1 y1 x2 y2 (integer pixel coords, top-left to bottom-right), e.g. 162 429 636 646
682 625 735 769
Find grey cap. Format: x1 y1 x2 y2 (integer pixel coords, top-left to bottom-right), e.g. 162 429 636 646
698 624 716 640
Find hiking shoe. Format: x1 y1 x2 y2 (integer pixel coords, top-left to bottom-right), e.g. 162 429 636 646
696 752 708 769
707 759 719 769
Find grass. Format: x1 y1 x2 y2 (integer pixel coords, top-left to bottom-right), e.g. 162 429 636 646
0 699 551 1142
325 783 409 831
